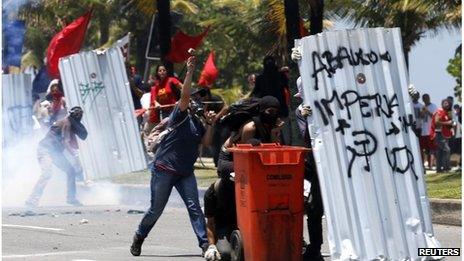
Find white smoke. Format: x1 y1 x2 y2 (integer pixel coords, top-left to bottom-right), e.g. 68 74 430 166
2 127 124 207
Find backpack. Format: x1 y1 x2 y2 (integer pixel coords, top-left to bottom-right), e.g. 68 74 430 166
219 97 261 132
145 115 189 156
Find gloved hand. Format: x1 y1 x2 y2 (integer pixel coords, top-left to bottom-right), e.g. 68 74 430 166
204 244 221 261
303 179 311 198
300 105 312 117
291 46 302 61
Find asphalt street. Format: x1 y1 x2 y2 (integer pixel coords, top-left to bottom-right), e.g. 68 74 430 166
2 188 462 261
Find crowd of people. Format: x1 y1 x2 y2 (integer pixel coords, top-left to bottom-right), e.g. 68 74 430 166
412 90 462 173
23 44 461 260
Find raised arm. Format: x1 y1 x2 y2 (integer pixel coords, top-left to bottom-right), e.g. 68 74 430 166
179 56 196 111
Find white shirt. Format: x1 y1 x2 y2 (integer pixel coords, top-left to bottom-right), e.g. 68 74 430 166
453 112 461 138
421 103 438 136
413 101 424 130
140 93 151 110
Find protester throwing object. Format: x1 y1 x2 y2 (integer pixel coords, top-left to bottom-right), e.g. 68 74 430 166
25 106 88 207
131 53 217 257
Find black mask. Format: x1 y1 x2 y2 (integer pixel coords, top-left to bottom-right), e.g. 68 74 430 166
260 112 278 126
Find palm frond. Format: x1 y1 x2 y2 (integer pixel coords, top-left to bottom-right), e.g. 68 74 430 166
172 0 199 14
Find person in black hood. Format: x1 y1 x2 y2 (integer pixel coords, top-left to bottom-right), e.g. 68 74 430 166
202 96 283 260
251 56 289 118
25 106 88 207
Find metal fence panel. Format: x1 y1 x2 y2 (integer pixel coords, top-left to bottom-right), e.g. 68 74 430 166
296 28 439 260
2 74 33 147
59 47 146 180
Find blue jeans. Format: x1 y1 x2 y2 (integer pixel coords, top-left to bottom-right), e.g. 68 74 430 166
136 169 208 248
435 132 451 171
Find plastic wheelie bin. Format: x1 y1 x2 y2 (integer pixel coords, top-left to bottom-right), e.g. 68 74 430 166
228 143 308 261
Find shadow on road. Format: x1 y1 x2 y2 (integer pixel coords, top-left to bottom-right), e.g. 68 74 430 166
141 254 202 258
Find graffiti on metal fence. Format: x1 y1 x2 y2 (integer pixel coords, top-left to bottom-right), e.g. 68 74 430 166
311 47 392 90
309 47 417 180
79 81 105 105
6 105 33 134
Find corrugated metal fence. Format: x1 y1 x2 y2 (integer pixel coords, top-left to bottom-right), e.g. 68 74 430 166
59 47 146 180
296 28 440 260
2 74 33 147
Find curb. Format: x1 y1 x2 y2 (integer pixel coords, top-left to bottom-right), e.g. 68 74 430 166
102 184 462 227
429 198 462 226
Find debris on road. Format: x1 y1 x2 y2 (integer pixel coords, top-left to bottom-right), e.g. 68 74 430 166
79 219 89 225
9 211 46 217
127 209 145 214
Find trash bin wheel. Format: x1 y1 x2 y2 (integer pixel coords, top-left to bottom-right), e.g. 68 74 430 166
230 230 244 261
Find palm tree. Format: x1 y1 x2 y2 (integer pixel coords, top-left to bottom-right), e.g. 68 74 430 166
18 0 122 68
331 0 461 67
308 0 324 34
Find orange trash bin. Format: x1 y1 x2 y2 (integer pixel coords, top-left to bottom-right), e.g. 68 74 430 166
228 143 308 261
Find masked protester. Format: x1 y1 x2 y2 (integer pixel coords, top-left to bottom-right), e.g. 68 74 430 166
290 77 324 260
45 79 67 125
251 56 290 144
25 106 88 207
131 56 217 257
203 96 283 260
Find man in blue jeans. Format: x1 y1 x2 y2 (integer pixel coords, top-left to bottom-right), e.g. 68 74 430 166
131 56 217 256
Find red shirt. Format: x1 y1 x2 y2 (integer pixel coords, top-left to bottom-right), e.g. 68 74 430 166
150 77 181 106
431 108 453 139
148 77 181 123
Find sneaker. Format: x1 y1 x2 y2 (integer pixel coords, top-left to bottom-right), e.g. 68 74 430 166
201 243 209 256
130 234 145 256
66 199 83 206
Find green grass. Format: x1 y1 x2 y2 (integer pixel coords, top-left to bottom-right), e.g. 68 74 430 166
108 168 461 199
109 169 151 185
425 172 462 199
108 167 218 188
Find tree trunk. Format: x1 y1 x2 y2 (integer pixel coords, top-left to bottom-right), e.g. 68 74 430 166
128 14 149 73
284 0 301 56
98 13 109 46
157 0 173 75
308 0 324 35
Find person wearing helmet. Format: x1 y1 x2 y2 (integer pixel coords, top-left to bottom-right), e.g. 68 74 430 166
25 106 88 207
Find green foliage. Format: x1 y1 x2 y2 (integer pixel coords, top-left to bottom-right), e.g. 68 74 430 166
211 85 247 105
16 0 313 92
447 46 462 101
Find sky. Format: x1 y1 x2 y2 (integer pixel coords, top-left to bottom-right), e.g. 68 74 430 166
331 20 462 106
409 30 461 106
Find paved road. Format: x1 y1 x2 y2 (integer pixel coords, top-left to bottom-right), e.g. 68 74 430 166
2 189 461 260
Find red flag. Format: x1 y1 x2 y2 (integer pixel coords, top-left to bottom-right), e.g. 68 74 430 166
166 27 210 63
198 50 218 87
299 19 309 37
46 10 92 79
